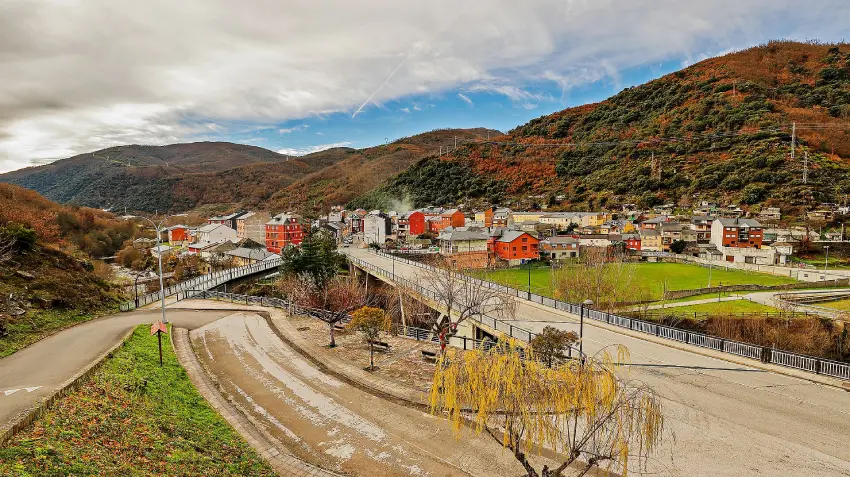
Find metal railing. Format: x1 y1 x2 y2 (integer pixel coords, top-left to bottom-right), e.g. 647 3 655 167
184 290 515 356
119 258 282 311
357 249 850 381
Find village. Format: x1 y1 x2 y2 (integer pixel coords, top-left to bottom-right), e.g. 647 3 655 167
121 200 850 282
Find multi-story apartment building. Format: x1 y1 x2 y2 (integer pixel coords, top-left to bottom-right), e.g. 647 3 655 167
265 213 304 254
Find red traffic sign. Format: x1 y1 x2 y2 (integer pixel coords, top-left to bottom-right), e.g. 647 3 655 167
150 321 168 335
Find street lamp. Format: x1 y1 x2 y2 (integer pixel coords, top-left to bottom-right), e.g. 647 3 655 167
126 214 179 323
824 245 830 273
579 298 593 360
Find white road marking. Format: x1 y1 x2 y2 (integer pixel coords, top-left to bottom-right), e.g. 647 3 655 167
2 386 42 396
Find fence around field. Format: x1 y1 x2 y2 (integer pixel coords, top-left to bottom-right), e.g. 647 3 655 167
118 258 282 311
360 250 850 381
626 311 813 321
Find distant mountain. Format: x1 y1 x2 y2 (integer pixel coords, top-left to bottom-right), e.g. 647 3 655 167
0 130 500 215
0 142 339 212
352 41 850 218
269 128 501 214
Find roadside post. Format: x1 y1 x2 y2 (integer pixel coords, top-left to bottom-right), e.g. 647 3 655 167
150 321 168 366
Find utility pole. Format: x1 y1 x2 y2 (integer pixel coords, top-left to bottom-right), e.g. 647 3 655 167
803 151 808 185
791 121 796 163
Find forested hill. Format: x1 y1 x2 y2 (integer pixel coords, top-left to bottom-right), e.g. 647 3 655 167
352 41 850 217
0 142 324 212
0 129 500 215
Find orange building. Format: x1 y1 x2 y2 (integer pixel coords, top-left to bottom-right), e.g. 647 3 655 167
166 225 189 244
265 213 304 254
492 231 539 265
439 209 465 231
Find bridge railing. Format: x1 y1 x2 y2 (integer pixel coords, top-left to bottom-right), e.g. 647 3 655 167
183 289 515 355
362 249 850 381
119 258 282 311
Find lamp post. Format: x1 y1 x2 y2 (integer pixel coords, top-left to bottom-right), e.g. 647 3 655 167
126 214 179 323
579 299 593 361
824 245 830 273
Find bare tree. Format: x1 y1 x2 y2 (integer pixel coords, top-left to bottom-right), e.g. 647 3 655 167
289 274 367 347
418 260 516 352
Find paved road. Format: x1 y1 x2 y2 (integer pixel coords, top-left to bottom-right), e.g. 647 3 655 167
190 311 542 476
0 309 233 436
348 249 850 477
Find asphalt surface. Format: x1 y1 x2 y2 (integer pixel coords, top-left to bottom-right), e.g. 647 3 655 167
348 248 850 477
0 308 232 436
190 311 541 476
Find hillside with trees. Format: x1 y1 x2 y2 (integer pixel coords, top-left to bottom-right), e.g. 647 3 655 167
0 142 334 213
353 41 850 218
0 184 136 355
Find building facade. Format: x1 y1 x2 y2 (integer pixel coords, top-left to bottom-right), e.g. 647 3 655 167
265 213 304 254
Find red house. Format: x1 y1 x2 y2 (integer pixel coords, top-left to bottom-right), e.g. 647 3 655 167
265 213 304 254
166 225 189 244
439 209 465 231
398 211 425 241
623 233 641 251
492 231 539 265
426 216 442 233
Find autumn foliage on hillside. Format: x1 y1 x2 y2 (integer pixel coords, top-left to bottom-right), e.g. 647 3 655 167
372 41 850 216
0 183 135 258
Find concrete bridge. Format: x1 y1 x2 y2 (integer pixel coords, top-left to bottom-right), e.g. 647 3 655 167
346 247 850 477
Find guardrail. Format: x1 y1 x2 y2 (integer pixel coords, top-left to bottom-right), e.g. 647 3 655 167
119 258 282 311
184 290 516 355
358 249 850 381
347 254 542 347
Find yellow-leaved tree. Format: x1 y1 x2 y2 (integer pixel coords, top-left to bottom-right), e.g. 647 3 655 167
429 341 663 477
348 306 391 371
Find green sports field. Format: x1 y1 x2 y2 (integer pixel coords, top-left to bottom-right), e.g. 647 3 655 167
472 262 798 301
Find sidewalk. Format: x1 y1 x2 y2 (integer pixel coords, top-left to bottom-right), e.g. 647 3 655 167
630 296 742 311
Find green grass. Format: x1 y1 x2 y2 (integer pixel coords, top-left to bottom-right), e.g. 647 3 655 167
661 291 749 304
473 262 798 300
817 298 850 311
0 325 275 477
0 308 112 358
658 300 780 315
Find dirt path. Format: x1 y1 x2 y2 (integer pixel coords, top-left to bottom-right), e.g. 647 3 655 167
190 312 543 476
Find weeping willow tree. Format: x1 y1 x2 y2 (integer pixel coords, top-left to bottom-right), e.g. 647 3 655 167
429 341 663 477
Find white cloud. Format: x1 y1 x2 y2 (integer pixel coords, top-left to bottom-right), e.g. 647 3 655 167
399 107 411 113
279 124 309 134
277 142 353 156
458 93 474 106
0 0 847 172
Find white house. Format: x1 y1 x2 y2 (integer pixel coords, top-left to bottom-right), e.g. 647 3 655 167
195 223 238 244
363 212 392 245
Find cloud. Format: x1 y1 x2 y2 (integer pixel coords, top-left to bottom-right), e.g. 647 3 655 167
279 124 309 134
277 142 353 156
458 93 474 106
399 107 411 113
0 0 848 172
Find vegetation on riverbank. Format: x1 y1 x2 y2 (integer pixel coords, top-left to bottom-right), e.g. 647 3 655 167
0 325 275 476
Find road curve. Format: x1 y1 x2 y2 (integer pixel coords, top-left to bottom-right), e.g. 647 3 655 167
0 309 233 439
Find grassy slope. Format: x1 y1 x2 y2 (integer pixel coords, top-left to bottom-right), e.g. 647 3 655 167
658 300 779 315
473 262 797 300
0 248 122 358
0 325 274 476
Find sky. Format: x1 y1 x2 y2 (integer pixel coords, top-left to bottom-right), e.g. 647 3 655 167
1 0 849 173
